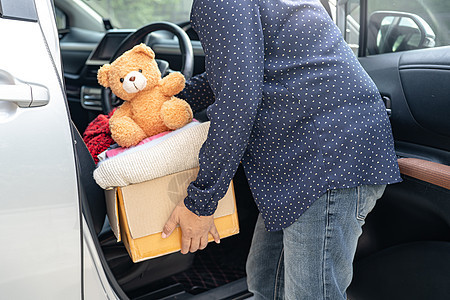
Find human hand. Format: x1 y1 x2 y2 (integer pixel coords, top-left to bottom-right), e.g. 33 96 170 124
162 201 220 254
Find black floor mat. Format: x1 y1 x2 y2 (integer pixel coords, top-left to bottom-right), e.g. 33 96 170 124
170 235 248 292
171 166 259 293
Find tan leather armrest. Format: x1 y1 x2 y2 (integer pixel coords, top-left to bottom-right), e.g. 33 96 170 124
398 158 450 190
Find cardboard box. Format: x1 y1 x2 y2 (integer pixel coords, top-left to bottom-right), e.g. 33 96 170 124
105 168 239 263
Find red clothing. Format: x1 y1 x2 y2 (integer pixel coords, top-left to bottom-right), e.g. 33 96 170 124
82 111 115 164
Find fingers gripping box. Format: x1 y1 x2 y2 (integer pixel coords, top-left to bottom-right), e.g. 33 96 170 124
104 167 239 263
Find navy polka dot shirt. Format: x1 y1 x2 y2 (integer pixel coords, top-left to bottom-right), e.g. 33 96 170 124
180 0 402 231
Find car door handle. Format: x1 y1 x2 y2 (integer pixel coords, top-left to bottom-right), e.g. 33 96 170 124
381 95 392 117
0 70 49 108
0 84 49 108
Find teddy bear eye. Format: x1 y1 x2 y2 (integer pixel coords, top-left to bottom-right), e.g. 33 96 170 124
138 69 142 73
120 78 124 83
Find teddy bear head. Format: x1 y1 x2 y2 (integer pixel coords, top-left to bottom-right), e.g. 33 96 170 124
97 43 161 101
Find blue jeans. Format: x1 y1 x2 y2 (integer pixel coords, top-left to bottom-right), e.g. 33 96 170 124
246 184 386 300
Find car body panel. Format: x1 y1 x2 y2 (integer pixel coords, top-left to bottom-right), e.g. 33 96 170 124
83 217 119 299
0 1 81 298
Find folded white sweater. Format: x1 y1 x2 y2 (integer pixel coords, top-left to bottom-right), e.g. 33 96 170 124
93 121 210 189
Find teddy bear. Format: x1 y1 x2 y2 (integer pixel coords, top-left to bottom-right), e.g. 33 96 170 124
97 43 193 148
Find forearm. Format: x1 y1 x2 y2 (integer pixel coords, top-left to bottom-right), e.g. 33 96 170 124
176 72 215 113
184 0 264 215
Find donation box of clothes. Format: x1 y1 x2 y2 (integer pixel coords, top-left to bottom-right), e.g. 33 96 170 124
94 121 239 262
104 167 239 263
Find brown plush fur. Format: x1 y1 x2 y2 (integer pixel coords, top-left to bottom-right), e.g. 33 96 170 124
97 43 193 147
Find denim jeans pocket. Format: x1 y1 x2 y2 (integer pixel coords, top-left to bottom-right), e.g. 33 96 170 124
356 184 387 221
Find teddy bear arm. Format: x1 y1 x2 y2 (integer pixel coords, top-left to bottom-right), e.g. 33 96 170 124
160 97 193 130
160 72 185 96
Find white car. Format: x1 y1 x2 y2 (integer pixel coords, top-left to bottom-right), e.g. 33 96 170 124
0 0 449 299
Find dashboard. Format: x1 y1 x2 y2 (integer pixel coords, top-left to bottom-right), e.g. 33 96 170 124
87 30 134 64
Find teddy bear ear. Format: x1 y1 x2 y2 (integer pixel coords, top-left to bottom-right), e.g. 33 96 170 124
97 64 111 87
131 43 155 59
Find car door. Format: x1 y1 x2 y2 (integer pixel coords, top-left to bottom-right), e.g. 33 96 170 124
53 1 106 133
335 0 450 299
0 0 82 298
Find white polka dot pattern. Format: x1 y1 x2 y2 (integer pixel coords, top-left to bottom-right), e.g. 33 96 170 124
178 72 216 113
183 0 402 231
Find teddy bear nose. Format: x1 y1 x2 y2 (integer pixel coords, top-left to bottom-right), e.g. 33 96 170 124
129 76 136 82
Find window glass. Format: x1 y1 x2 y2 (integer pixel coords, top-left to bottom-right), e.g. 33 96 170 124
80 0 194 29
368 0 450 47
54 6 67 30
367 0 449 54
341 0 449 55
344 0 361 55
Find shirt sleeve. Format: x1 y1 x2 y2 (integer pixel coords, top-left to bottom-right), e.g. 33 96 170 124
176 72 215 113
184 0 264 216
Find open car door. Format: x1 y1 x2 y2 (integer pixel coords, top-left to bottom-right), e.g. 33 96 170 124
0 0 82 298
336 0 450 299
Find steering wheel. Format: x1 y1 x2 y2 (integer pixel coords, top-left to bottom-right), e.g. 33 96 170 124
101 21 194 114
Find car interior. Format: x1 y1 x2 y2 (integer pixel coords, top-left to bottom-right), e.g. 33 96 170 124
61 2 259 298
346 45 450 300
56 0 450 299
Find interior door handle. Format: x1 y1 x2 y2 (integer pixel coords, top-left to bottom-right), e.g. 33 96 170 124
0 70 49 108
381 95 392 117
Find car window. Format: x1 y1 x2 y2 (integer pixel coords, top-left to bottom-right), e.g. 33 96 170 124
340 0 450 56
54 6 67 30
80 0 194 29
339 0 361 55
